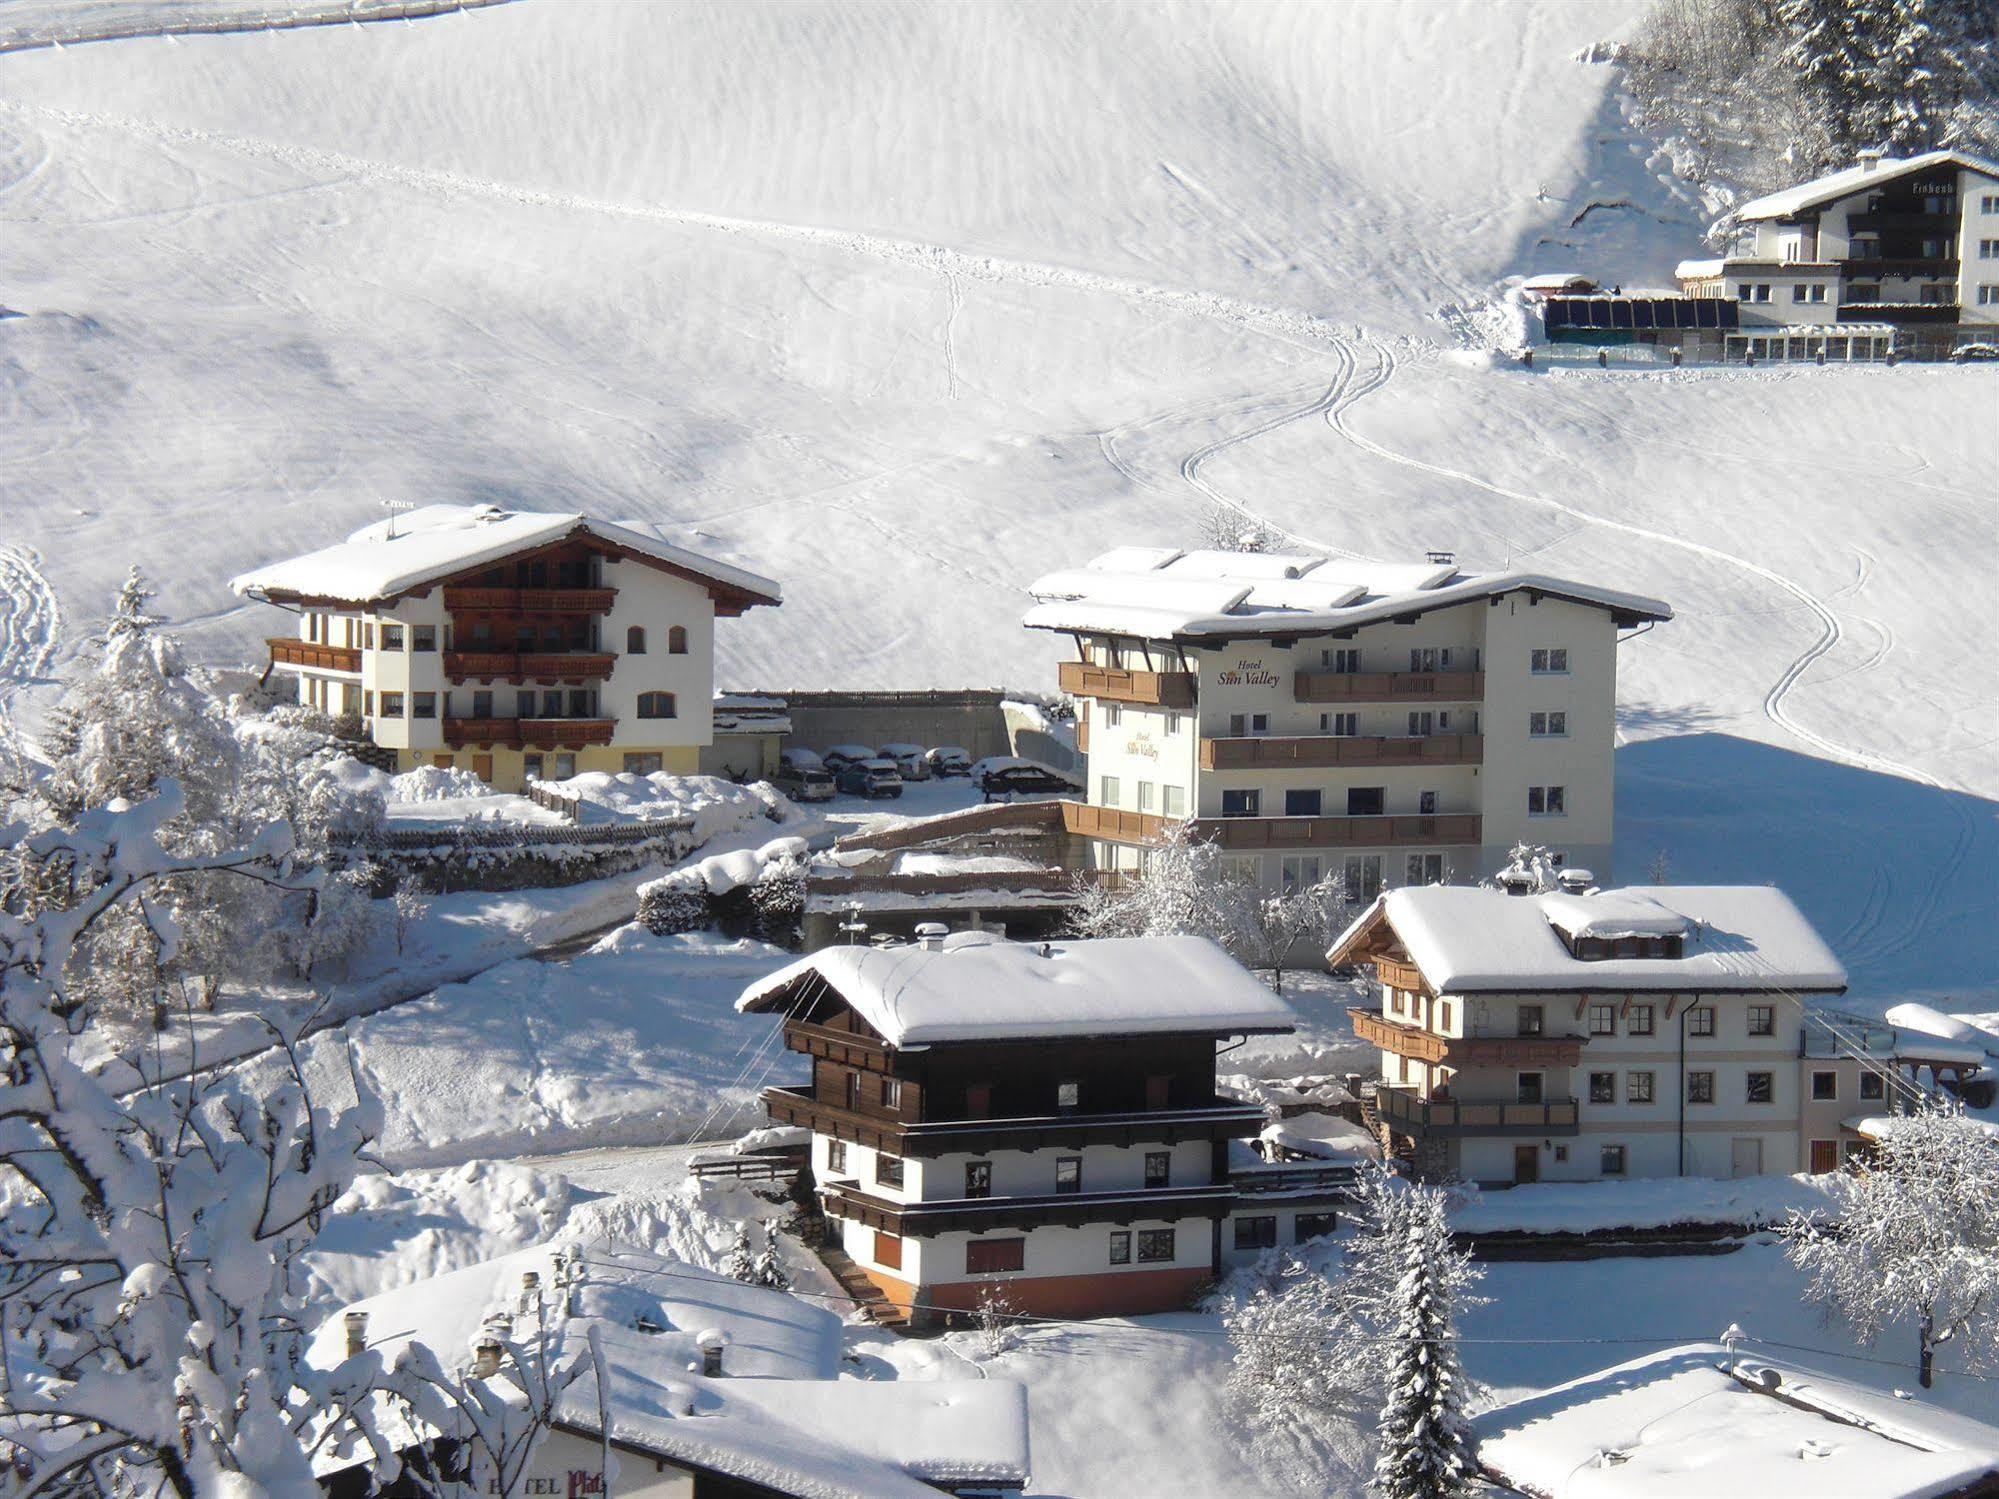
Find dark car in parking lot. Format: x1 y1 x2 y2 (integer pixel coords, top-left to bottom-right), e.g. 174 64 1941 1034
836 758 905 798
972 756 1081 798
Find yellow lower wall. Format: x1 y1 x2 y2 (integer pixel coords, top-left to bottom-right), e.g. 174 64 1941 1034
396 744 702 793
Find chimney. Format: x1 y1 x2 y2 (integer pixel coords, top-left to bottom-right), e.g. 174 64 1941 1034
1425 549 1456 566
519 1270 541 1315
471 1333 503 1379
1557 868 1594 893
1858 147 1884 173
915 921 948 951
343 1310 369 1359
696 1328 729 1377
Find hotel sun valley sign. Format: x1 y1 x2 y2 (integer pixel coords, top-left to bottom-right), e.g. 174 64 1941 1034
1214 659 1280 688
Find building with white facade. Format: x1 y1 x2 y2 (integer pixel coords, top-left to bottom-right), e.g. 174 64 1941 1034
1328 877 1868 1185
232 504 779 791
1677 148 1999 359
738 931 1351 1326
1022 547 1671 895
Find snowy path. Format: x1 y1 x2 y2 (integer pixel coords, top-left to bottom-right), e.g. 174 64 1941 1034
0 544 61 766
1321 338 1977 968
0 0 512 55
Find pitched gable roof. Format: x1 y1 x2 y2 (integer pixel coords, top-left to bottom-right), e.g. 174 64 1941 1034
230 503 780 611
1731 149 1999 221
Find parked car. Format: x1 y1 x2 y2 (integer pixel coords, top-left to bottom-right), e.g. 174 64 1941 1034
972 756 1081 798
836 759 905 798
773 763 836 802
924 745 973 777
877 743 932 780
1951 342 1999 363
822 744 877 771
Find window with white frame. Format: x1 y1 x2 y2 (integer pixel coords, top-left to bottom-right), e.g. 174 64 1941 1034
1164 711 1183 736
1100 775 1120 806
1136 781 1156 813
1103 702 1122 728
1527 785 1566 816
1984 195 1999 213
1324 647 1360 673
1982 239 1999 258
1280 856 1321 892
1529 711 1567 737
1530 647 1569 674
1406 852 1443 885
1979 285 1999 305
1324 711 1359 736
1161 784 1185 817
1627 1070 1655 1103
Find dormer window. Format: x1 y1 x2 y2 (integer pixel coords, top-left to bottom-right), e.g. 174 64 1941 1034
1568 934 1685 960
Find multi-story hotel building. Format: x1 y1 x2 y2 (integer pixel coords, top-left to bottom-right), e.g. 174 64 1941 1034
1677 147 1999 359
1327 878 1859 1184
1022 547 1670 895
738 930 1348 1326
231 504 779 791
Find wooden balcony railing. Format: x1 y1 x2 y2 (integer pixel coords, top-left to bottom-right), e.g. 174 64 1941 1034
1293 670 1483 703
443 716 616 749
442 586 619 613
443 651 616 684
1350 1009 1586 1068
1193 813 1480 851
1058 660 1196 708
267 637 361 673
1375 1086 1579 1138
1061 802 1169 844
1201 733 1482 771
1373 956 1428 994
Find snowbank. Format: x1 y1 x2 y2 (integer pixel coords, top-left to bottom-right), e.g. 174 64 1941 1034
389 763 492 802
1449 1173 1842 1235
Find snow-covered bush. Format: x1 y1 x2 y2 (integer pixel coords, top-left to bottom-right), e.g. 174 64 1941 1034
1783 1102 1999 1388
974 1280 1021 1358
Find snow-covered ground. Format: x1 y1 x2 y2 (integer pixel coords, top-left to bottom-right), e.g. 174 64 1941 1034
0 0 1989 1008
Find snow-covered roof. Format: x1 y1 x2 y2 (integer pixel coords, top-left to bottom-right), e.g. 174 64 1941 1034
1258 1113 1381 1162
1022 547 1669 642
1330 884 1846 994
307 1241 1029 1497
1885 1003 1999 1059
1475 1344 1999 1499
229 503 781 609
738 930 1296 1045
1730 149 1999 221
1674 257 1725 279
1522 271 1596 293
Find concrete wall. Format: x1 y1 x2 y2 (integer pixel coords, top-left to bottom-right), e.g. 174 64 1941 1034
1959 167 1999 324
781 691 1018 762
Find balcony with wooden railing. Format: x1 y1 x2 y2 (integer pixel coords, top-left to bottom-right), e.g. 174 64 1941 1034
442 651 616 684
1201 733 1482 771
1375 1086 1579 1138
1194 813 1480 851
1061 801 1169 844
1293 669 1483 704
267 637 361 674
1373 956 1428 994
1058 660 1196 708
441 586 619 613
1350 1009 1586 1068
443 716 616 749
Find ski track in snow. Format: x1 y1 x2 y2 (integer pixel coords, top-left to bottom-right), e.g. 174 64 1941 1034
0 99 1354 361
0 544 62 767
1324 339 1976 974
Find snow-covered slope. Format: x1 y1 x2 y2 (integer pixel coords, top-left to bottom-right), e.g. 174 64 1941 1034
0 0 1991 998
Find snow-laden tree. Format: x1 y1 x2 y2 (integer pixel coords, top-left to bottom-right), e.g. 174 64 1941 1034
1231 873 1352 994
35 569 238 832
0 785 588 1495
1223 1167 1482 1495
724 1224 757 1283
1067 819 1241 945
392 876 432 957
1486 842 1564 895
1783 1102 1999 1388
752 1220 791 1292
973 1281 1021 1359
1369 1189 1480 1499
1199 498 1278 554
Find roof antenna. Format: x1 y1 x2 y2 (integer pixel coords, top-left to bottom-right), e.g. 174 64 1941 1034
379 497 413 539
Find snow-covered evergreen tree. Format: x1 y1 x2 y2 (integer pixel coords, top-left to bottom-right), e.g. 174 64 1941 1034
1783 1102 1999 1387
1369 1191 1480 1499
753 1219 792 1291
725 1223 757 1282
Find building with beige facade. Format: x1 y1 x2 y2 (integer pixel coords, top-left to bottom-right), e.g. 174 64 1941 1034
1327 878 1870 1184
1676 147 1999 359
231 503 779 791
1023 547 1671 895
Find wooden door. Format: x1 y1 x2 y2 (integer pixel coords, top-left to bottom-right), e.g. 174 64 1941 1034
472 754 494 783
431 754 453 769
1512 1145 1539 1185
1809 1139 1839 1174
